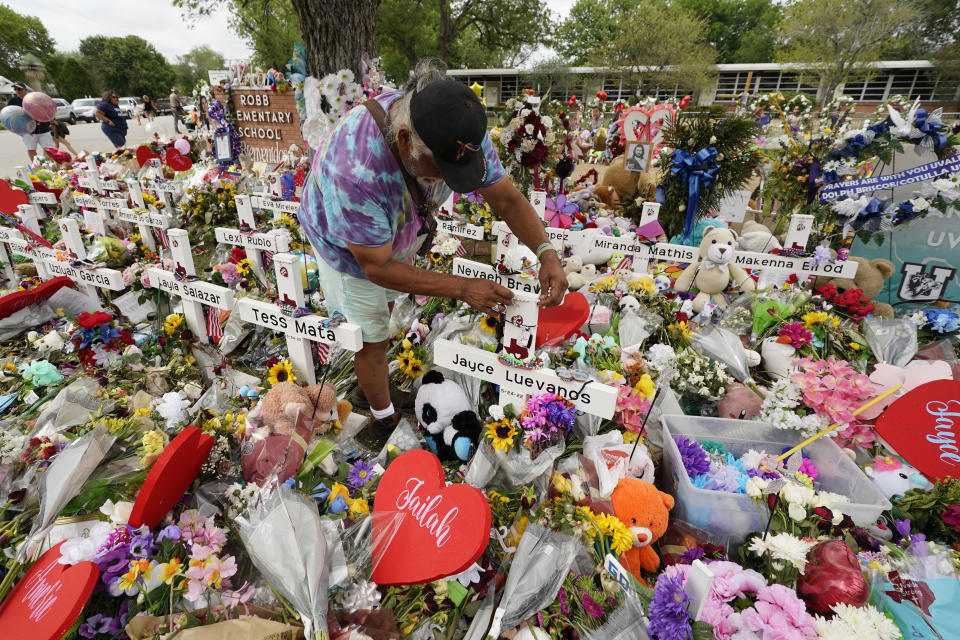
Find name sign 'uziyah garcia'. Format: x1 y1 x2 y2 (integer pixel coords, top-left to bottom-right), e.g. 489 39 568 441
371 449 490 585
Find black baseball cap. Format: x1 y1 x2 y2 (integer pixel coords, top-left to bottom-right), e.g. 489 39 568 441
410 80 487 193
11 82 26 90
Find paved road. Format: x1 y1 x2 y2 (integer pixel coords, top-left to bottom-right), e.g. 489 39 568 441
0 115 187 180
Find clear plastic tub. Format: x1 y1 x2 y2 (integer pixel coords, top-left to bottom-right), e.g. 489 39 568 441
661 414 891 548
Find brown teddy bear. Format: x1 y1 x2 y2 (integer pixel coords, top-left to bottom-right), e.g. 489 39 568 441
814 256 895 317
595 155 657 207
611 477 675 578
674 226 756 312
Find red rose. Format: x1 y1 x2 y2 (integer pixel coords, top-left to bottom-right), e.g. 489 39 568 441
816 284 838 300
230 247 247 264
77 311 113 329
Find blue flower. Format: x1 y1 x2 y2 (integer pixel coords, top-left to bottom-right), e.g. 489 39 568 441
311 482 330 503
329 495 348 514
156 524 181 543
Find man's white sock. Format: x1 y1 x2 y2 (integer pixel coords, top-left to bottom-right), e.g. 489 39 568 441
371 403 395 420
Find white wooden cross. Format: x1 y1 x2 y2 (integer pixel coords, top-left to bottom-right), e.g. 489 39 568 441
15 204 43 236
250 193 299 219
213 194 289 283
40 219 124 300
0 225 56 280
0 226 23 284
435 257 618 418
119 180 172 254
236 252 363 385
27 191 56 221
145 229 235 344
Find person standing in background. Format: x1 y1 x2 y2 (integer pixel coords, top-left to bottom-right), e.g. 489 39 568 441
93 90 128 149
142 95 155 122
7 82 53 161
51 118 78 156
169 87 183 133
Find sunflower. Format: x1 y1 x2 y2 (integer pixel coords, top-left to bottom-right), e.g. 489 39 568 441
396 349 413 369
480 315 499 335
163 313 183 336
235 258 251 276
405 358 425 378
486 419 517 452
267 360 296 386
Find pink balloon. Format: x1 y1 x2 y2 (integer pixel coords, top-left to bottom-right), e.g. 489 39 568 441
173 138 191 155
22 92 57 122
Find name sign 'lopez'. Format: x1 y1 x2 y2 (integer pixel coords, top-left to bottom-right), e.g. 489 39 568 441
876 379 960 481
372 449 490 585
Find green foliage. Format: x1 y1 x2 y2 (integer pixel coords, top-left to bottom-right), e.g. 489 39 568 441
377 0 440 83
175 45 226 94
552 0 641 65
0 3 55 82
675 0 781 63
78 35 177 97
45 52 96 101
657 106 761 239
881 0 960 59
894 478 960 549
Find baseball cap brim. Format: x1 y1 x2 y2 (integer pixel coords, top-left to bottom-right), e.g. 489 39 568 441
434 150 487 194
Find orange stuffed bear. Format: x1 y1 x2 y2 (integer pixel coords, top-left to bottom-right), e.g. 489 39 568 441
610 477 674 578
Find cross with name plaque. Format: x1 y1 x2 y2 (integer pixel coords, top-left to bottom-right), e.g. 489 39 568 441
39 219 124 300
214 194 289 283
236 252 363 385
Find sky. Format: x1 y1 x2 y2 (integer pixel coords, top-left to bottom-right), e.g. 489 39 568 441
14 0 577 64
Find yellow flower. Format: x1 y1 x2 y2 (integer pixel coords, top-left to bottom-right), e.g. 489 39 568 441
550 471 570 494
405 358 425 378
633 373 655 400
267 360 296 386
629 274 656 294
670 321 692 339
849 342 861 351
599 369 625 386
401 338 412 350
329 482 350 504
486 419 517 452
623 430 641 444
396 350 412 369
163 313 184 336
235 258 251 276
157 557 183 585
347 497 369 516
801 311 828 327
134 407 151 417
480 315 499 335
142 430 165 456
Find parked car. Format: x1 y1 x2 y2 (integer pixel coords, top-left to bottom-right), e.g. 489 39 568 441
71 97 99 123
153 98 171 114
52 98 76 124
117 97 139 117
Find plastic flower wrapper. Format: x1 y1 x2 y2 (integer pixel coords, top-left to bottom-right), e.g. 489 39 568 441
486 523 579 639
690 325 763 397
584 589 652 640
618 308 663 352
19 425 115 562
235 484 331 640
29 376 117 437
863 316 917 367
751 290 810 341
718 292 754 335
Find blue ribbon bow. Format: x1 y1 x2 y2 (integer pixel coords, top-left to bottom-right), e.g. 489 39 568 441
670 147 720 244
914 109 947 152
851 197 887 231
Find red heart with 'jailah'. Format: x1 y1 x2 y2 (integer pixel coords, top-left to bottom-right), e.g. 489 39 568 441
0 542 98 640
875 379 960 481
135 145 161 167
0 179 30 214
165 148 193 172
128 425 214 529
372 449 490 585
537 291 589 348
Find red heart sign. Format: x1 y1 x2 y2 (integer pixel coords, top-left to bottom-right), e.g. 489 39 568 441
0 179 30 214
537 291 589 348
0 542 98 640
165 148 193 172
372 449 490 585
875 379 960 481
128 425 214 529
0 277 74 321
135 145 161 168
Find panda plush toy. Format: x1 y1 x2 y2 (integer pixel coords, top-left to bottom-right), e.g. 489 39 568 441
415 370 483 461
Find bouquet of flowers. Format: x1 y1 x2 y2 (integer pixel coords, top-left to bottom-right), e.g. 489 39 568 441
66 312 136 370
496 92 558 191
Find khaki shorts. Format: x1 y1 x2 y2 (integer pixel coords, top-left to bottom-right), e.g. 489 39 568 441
21 131 53 151
315 256 401 343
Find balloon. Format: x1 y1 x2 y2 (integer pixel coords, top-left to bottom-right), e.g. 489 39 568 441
797 540 869 615
22 92 57 122
0 105 36 135
173 138 191 155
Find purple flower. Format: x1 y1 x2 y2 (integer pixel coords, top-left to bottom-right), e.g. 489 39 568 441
79 614 114 638
581 593 604 618
129 532 156 558
679 547 705 564
648 573 693 640
347 460 375 488
674 436 710 477
558 586 570 616
96 542 131 581
156 524 181 543
811 245 832 267
894 518 912 538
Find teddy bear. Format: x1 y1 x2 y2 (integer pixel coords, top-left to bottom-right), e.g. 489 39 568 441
415 370 483 461
814 256 895 317
737 220 782 254
716 382 765 420
596 155 638 207
674 226 756 312
566 263 597 290
611 477 674 578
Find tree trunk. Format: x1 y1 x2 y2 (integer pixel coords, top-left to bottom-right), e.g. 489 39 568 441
437 0 454 63
290 0 380 79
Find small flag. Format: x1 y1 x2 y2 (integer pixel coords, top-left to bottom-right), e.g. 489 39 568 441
316 342 330 364
156 227 170 249
262 250 275 270
206 307 223 340
455 240 468 257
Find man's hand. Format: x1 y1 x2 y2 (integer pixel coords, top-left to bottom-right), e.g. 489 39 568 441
460 278 514 316
538 251 567 307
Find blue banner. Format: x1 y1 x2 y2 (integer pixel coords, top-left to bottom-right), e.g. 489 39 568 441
820 155 960 202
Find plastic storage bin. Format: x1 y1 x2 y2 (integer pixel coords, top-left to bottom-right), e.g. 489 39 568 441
661 414 891 549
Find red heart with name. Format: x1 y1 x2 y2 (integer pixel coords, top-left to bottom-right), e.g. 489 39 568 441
128 425 214 529
0 277 74 321
0 179 30 214
165 148 193 172
372 449 490 585
0 542 98 640
135 145 161 168
537 291 589 348
875 379 960 481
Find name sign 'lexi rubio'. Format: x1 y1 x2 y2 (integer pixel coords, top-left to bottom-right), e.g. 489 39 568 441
371 449 490 585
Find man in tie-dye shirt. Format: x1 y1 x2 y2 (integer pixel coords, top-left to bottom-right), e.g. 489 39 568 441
298 59 566 447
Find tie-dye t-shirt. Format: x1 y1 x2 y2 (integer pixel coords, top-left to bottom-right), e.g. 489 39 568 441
298 90 505 279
